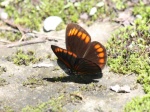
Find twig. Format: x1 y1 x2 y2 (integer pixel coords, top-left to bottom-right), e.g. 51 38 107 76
0 27 19 33
7 37 46 48
3 20 31 33
3 20 31 42
1 20 64 48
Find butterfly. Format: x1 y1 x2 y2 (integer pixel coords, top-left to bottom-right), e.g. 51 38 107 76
51 23 107 75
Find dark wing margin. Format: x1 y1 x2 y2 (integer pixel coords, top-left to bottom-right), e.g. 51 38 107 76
74 58 102 75
66 23 91 58
83 41 107 69
51 45 77 69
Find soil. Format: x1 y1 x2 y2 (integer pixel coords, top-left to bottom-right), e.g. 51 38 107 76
0 22 145 112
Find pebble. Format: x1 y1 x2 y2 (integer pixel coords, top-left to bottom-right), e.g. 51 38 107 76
89 7 97 16
80 13 88 20
43 16 62 31
0 11 8 20
110 84 131 93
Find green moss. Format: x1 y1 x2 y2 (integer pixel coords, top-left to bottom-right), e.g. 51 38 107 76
0 66 7 75
124 94 150 112
0 78 8 86
133 3 150 22
52 73 66 81
0 31 21 42
112 0 127 10
80 83 106 91
23 76 46 88
107 25 149 75
5 0 109 31
22 95 65 112
106 4 150 95
11 49 40 66
106 4 150 111
4 106 14 112
22 92 83 112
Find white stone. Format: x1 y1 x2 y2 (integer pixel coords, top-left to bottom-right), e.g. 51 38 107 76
136 15 142 19
0 12 8 20
43 16 62 31
33 63 54 68
89 7 97 16
110 84 131 93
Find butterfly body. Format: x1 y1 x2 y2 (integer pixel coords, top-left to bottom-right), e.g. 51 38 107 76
51 23 107 75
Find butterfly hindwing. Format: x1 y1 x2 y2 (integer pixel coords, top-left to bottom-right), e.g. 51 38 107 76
51 45 77 69
74 58 102 75
66 23 91 58
51 45 102 75
83 41 107 69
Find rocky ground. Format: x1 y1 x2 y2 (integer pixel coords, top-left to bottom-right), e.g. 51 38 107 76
0 22 145 112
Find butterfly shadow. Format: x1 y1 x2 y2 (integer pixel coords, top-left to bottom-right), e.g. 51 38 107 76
43 60 103 84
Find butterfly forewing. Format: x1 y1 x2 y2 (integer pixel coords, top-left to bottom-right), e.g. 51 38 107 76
83 41 107 69
66 23 91 58
51 45 77 69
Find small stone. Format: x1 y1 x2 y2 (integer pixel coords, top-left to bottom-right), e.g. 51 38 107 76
110 84 120 93
0 12 8 20
89 7 97 16
136 15 142 19
120 85 131 93
43 16 62 31
33 63 54 68
110 84 131 93
80 13 88 20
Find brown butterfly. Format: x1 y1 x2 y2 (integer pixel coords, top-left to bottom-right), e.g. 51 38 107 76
51 23 107 75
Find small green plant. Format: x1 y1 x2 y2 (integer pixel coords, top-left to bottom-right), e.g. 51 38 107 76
12 49 40 66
